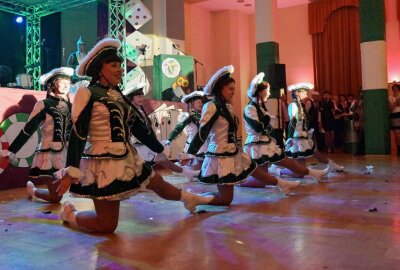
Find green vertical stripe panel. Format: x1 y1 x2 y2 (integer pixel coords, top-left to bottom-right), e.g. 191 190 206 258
256 41 279 81
257 41 280 98
359 0 385 42
363 89 391 154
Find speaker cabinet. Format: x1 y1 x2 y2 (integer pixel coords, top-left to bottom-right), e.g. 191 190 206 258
268 64 286 89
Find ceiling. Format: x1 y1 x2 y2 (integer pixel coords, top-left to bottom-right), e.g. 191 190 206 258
0 0 97 16
4 1 316 15
185 0 315 14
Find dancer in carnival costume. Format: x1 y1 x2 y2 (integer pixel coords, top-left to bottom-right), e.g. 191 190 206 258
56 38 213 233
123 83 200 179
285 83 344 172
389 84 400 155
166 90 207 171
0 67 74 202
240 73 328 189
188 65 301 205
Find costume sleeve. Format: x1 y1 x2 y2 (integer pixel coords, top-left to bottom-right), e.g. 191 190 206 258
243 104 264 133
130 111 164 153
168 114 191 141
8 101 46 154
65 88 93 170
187 101 218 155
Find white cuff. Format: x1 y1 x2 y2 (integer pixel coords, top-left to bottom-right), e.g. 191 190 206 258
53 166 83 181
162 140 171 146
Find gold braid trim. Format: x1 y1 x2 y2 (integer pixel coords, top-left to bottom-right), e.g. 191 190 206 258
73 125 87 141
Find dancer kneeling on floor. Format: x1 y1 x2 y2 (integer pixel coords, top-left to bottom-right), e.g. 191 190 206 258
123 83 199 180
56 38 213 233
283 83 344 174
166 90 207 171
239 73 328 189
1 67 74 203
187 65 300 206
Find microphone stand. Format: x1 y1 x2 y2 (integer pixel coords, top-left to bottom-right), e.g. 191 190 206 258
173 44 203 89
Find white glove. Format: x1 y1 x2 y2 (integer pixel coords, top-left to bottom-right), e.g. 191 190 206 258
162 140 171 146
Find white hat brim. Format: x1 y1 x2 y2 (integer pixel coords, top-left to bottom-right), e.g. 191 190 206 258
122 82 146 96
39 67 74 85
181 90 205 103
247 72 265 99
76 38 121 77
288 82 314 92
203 65 234 95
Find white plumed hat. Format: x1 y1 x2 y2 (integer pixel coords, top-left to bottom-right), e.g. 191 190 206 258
203 65 234 96
39 67 74 85
288 82 314 92
181 90 205 103
247 72 265 99
76 38 121 77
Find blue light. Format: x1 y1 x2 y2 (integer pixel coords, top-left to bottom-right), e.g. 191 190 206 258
16 16 23 23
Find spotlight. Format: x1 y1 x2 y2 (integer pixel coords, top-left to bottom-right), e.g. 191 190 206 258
16 16 23 23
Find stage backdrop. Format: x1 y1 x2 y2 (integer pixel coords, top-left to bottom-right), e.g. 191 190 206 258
0 87 188 190
0 88 46 190
153 54 194 100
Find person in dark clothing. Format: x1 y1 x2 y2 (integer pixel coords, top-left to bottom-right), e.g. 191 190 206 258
389 84 400 155
320 92 335 152
350 91 365 155
334 94 350 151
305 89 324 151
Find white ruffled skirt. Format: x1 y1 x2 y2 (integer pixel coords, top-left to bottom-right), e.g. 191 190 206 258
285 137 316 158
199 150 257 185
29 148 67 178
69 143 153 201
243 139 285 165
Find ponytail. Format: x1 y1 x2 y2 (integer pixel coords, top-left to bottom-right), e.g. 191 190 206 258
292 91 305 121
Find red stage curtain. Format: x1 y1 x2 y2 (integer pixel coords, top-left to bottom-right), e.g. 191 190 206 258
309 0 361 97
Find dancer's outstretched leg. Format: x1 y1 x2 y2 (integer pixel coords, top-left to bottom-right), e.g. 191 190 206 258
28 177 62 203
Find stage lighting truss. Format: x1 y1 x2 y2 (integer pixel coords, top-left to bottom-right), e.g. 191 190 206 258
108 0 127 91
0 0 96 90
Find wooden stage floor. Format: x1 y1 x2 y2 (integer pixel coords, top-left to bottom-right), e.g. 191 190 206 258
0 153 399 270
